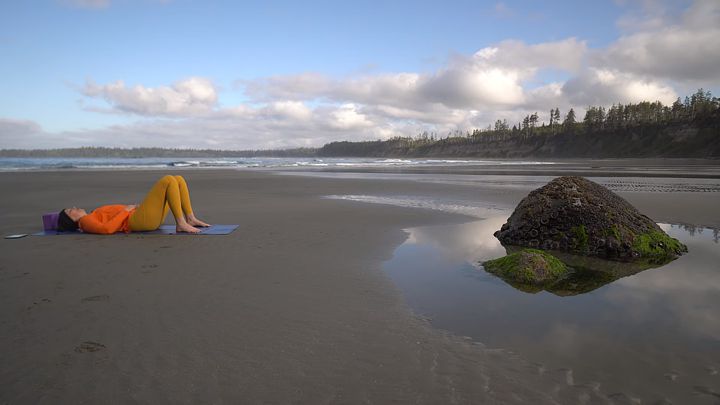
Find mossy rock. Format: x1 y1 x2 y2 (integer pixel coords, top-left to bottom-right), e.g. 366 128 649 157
632 230 688 264
494 176 688 263
487 247 675 296
483 249 569 285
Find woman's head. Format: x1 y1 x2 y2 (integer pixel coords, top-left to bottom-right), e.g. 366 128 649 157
57 207 87 231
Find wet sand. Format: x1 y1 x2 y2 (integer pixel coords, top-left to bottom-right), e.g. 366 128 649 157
1 169 719 404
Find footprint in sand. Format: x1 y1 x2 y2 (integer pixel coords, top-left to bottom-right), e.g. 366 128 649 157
74 341 106 353
693 385 720 399
554 367 574 386
607 392 642 403
141 264 159 273
81 294 109 303
26 298 52 310
663 370 680 382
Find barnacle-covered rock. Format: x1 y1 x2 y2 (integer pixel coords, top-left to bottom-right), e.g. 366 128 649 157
494 176 687 263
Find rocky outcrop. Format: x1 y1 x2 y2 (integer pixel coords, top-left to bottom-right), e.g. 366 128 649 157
494 176 687 263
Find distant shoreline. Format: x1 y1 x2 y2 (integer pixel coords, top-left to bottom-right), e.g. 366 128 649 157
2 157 720 179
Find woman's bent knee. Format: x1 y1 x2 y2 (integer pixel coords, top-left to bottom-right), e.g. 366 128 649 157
160 175 178 184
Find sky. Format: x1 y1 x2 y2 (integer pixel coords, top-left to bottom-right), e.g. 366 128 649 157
1 0 719 150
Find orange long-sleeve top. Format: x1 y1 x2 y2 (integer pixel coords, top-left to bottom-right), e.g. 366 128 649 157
78 205 136 234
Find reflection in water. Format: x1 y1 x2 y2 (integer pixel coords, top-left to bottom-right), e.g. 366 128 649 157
676 223 720 242
405 216 507 263
496 246 668 296
608 225 720 342
384 219 720 403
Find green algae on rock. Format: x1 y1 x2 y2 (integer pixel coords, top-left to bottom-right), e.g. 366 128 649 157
483 249 569 286
494 176 687 263
632 230 688 264
484 246 679 296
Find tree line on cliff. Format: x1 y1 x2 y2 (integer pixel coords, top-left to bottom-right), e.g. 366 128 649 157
318 89 720 158
2 89 719 158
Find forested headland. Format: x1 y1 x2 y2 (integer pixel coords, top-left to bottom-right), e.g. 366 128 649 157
318 89 720 158
2 89 719 159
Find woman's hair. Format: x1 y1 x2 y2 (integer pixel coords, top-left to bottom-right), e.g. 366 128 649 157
57 209 79 232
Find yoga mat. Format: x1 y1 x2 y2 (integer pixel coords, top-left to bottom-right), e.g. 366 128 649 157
33 224 238 236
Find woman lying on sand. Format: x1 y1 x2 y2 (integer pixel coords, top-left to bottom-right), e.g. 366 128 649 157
56 175 210 234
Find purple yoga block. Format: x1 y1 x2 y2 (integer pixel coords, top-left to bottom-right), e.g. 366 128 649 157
43 212 59 231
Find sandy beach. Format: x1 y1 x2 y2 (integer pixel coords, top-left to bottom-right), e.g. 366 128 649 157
1 168 719 404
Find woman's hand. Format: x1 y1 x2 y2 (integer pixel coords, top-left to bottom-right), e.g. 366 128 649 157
125 204 138 211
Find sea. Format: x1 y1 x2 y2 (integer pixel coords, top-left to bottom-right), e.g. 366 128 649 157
0 157 555 171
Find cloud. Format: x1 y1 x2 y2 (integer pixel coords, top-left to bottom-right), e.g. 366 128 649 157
242 38 586 114
326 104 373 130
0 119 44 149
265 101 313 122
597 0 720 83
422 61 526 108
58 0 111 9
0 118 42 135
241 72 331 102
472 38 586 73
416 38 583 110
493 2 514 18
563 68 677 106
0 118 97 149
0 102 408 150
82 77 218 117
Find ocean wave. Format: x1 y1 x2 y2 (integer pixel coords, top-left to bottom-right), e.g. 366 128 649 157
0 157 557 171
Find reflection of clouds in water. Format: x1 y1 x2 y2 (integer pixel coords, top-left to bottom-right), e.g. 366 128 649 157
541 323 581 354
607 280 720 340
606 236 720 340
405 217 508 263
617 265 720 294
326 194 511 219
404 230 418 245
325 195 513 261
388 219 720 402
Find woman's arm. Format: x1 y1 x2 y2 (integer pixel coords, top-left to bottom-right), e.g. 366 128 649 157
79 209 130 234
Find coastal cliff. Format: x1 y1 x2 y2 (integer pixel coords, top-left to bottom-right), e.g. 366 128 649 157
318 124 720 159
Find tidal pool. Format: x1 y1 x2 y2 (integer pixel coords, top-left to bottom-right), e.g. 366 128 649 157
384 218 720 403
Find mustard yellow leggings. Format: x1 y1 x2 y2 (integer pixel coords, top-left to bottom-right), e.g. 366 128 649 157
128 175 194 231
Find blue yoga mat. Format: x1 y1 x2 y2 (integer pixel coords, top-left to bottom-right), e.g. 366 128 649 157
33 224 239 236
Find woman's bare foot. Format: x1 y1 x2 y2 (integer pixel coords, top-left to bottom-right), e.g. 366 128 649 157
187 215 211 227
176 223 201 233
